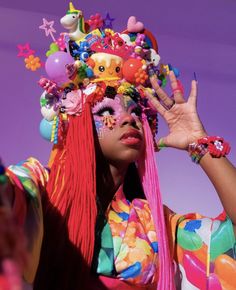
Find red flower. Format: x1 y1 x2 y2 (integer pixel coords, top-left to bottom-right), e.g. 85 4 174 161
88 13 104 30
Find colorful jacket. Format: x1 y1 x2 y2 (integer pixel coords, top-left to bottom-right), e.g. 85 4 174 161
6 158 236 289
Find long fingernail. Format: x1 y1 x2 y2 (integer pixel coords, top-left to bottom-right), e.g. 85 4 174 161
193 72 197 82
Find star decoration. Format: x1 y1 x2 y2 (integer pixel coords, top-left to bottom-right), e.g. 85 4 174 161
103 13 115 29
39 18 56 41
17 43 35 58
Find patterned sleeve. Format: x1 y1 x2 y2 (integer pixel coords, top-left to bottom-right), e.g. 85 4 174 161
6 157 49 284
167 208 236 290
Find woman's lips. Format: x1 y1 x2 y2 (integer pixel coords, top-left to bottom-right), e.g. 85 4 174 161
120 130 142 145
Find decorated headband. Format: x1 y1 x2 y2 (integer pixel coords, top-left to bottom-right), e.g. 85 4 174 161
18 2 179 149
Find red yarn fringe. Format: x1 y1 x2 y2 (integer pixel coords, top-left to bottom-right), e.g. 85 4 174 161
46 103 97 267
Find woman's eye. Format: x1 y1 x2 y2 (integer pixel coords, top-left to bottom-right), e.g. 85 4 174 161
98 66 105 72
96 107 114 116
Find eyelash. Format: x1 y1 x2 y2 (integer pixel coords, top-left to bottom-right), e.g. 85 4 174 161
94 105 142 117
95 106 115 116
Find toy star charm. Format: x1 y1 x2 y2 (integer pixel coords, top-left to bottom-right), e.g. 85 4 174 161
39 18 56 41
103 13 115 29
17 43 35 58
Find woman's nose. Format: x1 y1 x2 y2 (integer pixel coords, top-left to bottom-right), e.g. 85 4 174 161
119 112 137 128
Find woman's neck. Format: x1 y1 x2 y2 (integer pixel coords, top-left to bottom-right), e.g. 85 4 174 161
96 160 128 211
109 163 128 194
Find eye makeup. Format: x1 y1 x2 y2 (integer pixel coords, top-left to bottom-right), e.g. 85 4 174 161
94 105 115 117
92 98 120 134
92 97 122 116
92 95 143 134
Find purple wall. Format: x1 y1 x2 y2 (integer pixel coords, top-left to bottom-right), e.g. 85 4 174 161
1 0 236 216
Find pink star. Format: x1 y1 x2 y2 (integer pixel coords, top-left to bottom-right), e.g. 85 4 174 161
17 43 35 58
39 18 56 41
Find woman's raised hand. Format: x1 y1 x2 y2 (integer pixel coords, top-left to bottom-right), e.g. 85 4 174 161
146 71 207 150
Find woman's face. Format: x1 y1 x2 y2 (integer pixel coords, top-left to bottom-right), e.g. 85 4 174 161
92 94 145 166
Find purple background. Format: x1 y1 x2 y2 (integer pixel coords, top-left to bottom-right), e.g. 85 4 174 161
1 0 236 216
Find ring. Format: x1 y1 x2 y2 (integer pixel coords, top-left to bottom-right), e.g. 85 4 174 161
167 100 175 110
158 138 166 150
171 80 184 95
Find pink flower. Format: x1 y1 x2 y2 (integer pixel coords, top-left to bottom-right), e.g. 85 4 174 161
61 90 84 115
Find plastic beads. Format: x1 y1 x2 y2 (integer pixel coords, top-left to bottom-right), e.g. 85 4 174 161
24 55 41 71
188 136 231 164
88 13 104 30
135 68 148 85
56 34 66 51
198 136 231 158
51 116 59 144
117 82 132 95
188 143 208 164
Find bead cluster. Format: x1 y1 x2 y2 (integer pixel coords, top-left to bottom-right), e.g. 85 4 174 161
135 68 148 85
51 116 59 144
188 143 208 163
188 136 231 164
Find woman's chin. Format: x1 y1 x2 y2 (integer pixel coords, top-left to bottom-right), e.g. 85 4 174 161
112 148 144 165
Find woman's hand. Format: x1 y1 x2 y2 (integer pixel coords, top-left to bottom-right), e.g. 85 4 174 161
146 71 207 150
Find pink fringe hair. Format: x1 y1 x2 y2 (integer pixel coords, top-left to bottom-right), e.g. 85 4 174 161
138 115 175 290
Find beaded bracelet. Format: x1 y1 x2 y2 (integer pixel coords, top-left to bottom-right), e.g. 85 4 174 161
188 136 231 164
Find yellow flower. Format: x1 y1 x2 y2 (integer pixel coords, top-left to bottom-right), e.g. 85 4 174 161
104 28 115 36
24 55 41 71
117 82 132 94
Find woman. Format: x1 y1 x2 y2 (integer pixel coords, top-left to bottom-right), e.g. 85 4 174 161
1 4 236 290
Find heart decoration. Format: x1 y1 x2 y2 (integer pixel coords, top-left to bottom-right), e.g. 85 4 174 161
46 43 59 57
127 16 144 33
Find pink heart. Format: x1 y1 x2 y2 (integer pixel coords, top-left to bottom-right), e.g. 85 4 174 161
127 16 144 33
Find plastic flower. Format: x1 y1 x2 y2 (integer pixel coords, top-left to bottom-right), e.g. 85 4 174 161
61 90 83 115
88 13 104 29
24 55 41 71
104 28 115 37
117 82 132 95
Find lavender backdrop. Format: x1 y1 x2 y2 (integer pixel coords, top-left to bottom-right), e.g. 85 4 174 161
1 0 236 216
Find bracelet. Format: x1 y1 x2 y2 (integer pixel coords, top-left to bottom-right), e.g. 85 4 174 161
188 136 231 164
